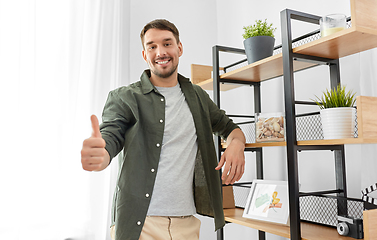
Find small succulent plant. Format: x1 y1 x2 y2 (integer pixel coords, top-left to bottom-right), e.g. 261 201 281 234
312 85 356 110
242 19 277 39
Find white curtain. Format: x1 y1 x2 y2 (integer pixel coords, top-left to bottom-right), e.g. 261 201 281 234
0 0 129 239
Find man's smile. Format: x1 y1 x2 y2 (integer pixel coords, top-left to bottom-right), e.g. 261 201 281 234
156 58 171 65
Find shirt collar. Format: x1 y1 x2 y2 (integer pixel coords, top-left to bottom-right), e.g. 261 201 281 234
140 70 155 94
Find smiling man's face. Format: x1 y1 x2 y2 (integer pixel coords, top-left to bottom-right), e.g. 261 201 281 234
142 28 183 80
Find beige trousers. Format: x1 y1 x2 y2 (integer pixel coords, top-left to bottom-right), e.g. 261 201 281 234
110 215 201 240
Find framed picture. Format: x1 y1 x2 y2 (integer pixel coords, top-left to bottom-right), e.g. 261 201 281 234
243 179 290 225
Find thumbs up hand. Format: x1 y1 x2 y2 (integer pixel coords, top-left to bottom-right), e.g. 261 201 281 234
81 115 110 171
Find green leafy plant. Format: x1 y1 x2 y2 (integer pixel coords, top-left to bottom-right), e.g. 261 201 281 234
312 85 356 110
242 19 277 39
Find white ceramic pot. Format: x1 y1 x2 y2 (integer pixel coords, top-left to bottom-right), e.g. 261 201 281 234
320 107 356 139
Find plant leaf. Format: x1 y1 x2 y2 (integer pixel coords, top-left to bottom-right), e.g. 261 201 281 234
312 84 356 109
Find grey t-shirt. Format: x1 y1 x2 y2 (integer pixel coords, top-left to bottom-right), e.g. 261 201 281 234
147 83 198 216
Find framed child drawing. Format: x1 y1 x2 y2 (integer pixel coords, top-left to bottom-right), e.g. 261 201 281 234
243 180 290 225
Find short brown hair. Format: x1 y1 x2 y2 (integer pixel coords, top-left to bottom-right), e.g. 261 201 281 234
140 19 180 49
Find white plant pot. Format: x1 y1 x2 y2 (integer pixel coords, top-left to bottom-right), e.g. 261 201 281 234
320 107 356 139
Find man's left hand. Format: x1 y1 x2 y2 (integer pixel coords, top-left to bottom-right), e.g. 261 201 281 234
215 128 246 185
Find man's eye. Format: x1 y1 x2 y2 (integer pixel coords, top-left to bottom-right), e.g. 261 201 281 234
149 46 155 50
165 43 171 47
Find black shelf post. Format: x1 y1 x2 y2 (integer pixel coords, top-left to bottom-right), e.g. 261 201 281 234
212 45 224 240
212 45 265 240
281 8 348 239
281 9 302 239
281 9 322 239
328 59 348 213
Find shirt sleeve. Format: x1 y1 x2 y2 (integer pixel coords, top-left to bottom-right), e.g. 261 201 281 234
199 87 240 140
100 90 131 161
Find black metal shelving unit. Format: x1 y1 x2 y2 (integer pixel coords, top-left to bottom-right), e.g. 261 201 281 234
212 8 350 240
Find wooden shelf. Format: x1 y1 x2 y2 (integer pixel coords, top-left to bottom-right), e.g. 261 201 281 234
224 137 377 149
298 138 377 145
195 25 377 91
224 208 360 240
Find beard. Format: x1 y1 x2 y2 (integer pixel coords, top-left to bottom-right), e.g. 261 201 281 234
151 59 178 79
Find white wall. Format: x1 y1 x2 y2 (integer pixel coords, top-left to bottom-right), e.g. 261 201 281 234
128 0 218 84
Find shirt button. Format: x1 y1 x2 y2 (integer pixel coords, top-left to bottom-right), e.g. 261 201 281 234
156 143 160 147
145 193 150 198
151 169 155 173
159 119 163 123
137 221 141 225
161 98 164 102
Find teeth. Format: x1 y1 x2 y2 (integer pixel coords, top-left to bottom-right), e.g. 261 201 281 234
157 60 169 64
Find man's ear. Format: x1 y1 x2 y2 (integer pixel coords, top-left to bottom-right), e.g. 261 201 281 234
178 42 183 57
142 50 147 62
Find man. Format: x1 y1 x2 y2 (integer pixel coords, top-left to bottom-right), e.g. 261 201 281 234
81 19 246 240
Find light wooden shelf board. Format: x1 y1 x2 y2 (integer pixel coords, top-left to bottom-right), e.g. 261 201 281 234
196 78 241 91
244 142 286 148
197 54 317 90
294 26 377 59
220 53 316 82
224 137 377 148
197 26 377 91
297 138 377 145
224 208 358 240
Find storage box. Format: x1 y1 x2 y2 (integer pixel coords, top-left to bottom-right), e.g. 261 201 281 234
222 182 235 209
299 194 365 227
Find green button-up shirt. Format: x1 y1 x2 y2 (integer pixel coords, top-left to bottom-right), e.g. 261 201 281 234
100 70 239 240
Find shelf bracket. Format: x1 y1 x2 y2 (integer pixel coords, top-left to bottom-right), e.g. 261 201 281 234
219 79 260 86
297 145 343 151
292 53 337 65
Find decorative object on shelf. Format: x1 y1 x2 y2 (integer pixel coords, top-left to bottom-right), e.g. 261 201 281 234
222 180 236 209
242 19 276 64
300 193 365 228
255 112 285 142
243 180 289 225
362 183 377 206
312 85 357 139
337 215 364 239
320 14 346 37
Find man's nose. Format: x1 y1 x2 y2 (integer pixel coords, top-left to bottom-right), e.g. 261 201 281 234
156 46 167 57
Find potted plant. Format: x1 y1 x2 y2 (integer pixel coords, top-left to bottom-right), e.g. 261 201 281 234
312 85 357 139
242 19 277 64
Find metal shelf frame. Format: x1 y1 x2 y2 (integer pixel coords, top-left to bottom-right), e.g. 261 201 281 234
281 9 347 239
211 8 349 240
212 9 349 240
212 45 266 240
